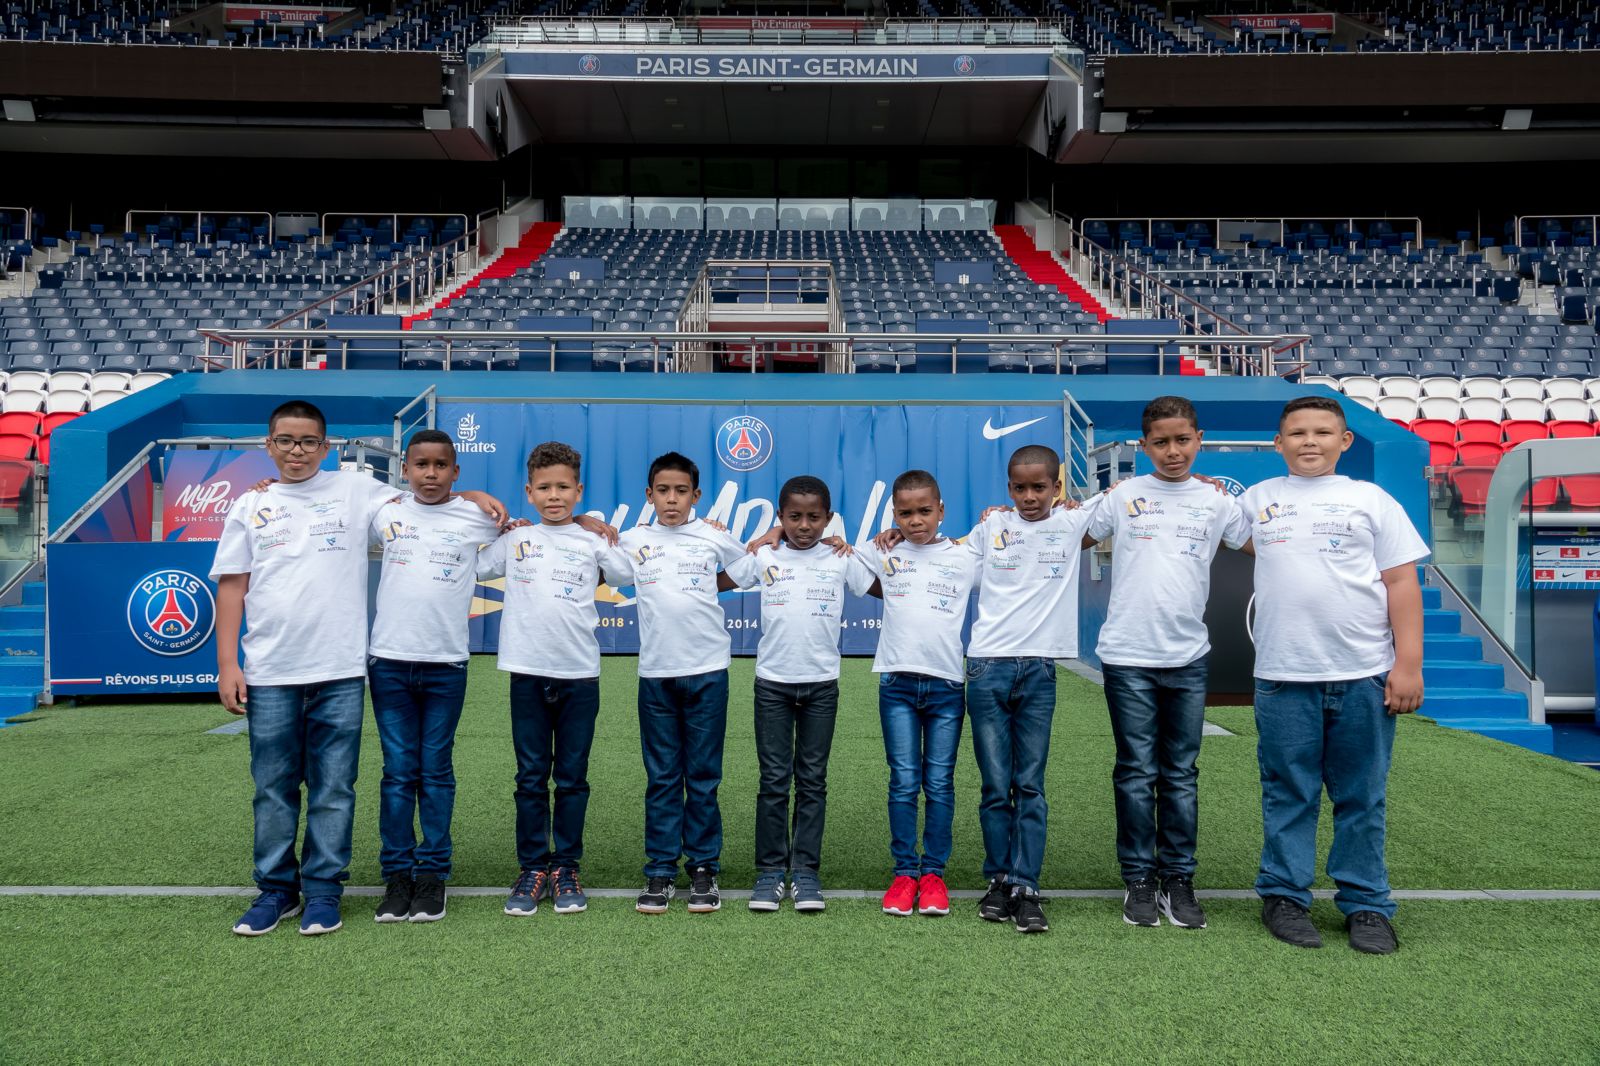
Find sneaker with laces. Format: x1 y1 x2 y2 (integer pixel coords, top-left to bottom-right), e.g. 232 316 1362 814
233 890 300 936
1010 886 1049 934
1262 896 1323 948
748 870 785 912
551 867 588 914
978 877 1011 922
299 895 343 936
1345 910 1398 955
374 875 414 923
408 874 446 922
1158 876 1207 929
504 868 550 917
789 870 825 913
686 865 721 913
916 873 950 917
882 875 918 916
636 875 675 914
1123 877 1161 927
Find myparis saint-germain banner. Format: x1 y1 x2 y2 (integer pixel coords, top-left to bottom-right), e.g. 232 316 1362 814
442 400 1067 656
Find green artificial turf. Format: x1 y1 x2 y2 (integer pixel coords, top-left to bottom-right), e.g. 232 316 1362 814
1 658 1597 891
2 896 1598 1065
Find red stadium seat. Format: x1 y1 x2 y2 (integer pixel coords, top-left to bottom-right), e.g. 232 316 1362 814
1456 419 1503 444
0 459 34 508
1428 441 1458 467
1410 418 1458 444
0 433 35 461
0 413 41 437
1528 478 1560 511
1501 420 1550 445
40 412 82 437
1457 441 1504 467
1450 467 1495 517
1549 420 1596 439
1563 475 1600 510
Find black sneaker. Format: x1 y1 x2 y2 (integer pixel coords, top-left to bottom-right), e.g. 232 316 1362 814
374 875 414 924
1345 910 1399 955
408 874 446 922
1262 896 1323 948
978 877 1011 922
1123 877 1160 927
636 875 675 914
1158 876 1208 929
686 864 721 913
1010 886 1049 934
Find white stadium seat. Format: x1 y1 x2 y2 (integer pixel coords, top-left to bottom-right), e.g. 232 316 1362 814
90 371 134 393
48 371 93 394
1418 376 1462 399
1501 377 1545 401
1302 375 1340 391
1586 378 1600 402
1502 396 1547 420
1418 396 1462 420
45 390 88 414
129 372 171 392
1379 375 1422 400
1340 375 1382 402
1546 396 1593 422
2 390 45 414
89 390 125 411
1376 395 1420 421
1460 376 1504 399
1459 396 1505 420
1543 377 1585 400
7 371 49 394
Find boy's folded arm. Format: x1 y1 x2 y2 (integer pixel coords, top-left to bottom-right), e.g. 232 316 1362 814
214 574 249 716
573 512 620 544
454 489 508 526
1380 561 1426 715
715 572 739 593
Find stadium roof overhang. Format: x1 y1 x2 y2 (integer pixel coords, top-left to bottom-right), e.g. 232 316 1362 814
471 45 1079 149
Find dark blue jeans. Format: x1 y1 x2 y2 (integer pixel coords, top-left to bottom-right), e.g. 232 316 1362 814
1254 674 1398 918
244 676 365 899
1102 656 1209 884
753 677 839 875
367 657 469 880
638 669 729 878
878 671 965 878
965 657 1057 891
510 673 601 872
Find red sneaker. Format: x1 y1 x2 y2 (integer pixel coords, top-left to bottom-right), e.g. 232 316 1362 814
882 875 918 916
917 873 950 916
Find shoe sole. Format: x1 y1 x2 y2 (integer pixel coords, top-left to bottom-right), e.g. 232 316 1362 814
917 905 949 917
793 900 825 913
408 907 445 923
553 900 588 914
1158 895 1207 929
748 899 782 912
1269 932 1324 949
978 908 1010 923
882 904 913 916
687 900 721 913
1014 922 1049 933
373 911 409 924
233 903 302 936
1122 914 1161 927
299 919 343 936
504 904 539 916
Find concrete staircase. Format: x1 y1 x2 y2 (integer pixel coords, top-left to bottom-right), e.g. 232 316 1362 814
402 220 563 328
1419 568 1552 754
0 580 45 725
993 225 1114 324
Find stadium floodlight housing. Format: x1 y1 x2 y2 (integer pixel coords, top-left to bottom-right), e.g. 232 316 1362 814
1502 109 1532 130
3 100 35 122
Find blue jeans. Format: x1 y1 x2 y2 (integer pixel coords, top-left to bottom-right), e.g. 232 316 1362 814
965 657 1057 891
878 672 965 878
510 673 601 872
638 669 729 878
244 676 365 899
752 678 839 875
367 657 469 880
1102 656 1209 883
1254 674 1398 918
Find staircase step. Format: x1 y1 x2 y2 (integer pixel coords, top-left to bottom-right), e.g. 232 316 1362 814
0 686 42 716
1422 687 1529 719
1423 660 1503 688
1424 633 1482 659
1433 718 1555 755
0 657 45 685
1423 608 1460 635
1420 586 1441 610
0 630 43 657
21 581 44 606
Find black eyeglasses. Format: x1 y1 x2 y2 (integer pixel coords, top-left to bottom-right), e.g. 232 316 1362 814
268 436 326 453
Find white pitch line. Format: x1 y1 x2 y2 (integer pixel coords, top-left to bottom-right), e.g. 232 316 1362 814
1 886 1597 901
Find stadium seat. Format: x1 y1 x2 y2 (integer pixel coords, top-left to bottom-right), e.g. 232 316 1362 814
89 389 123 411
1456 418 1504 444
44 391 88 414
1418 376 1462 399
1376 395 1420 421
1417 396 1462 421
1546 397 1592 421
0 432 34 459
1379 375 1423 399
1501 377 1545 401
1502 420 1550 445
1409 419 1458 445
1457 441 1505 466
1460 377 1504 399
129 372 171 391
7 370 49 393
1340 375 1381 403
0 413 39 437
1549 420 1597 439
1459 396 1505 421
1427 441 1458 467
1544 377 1587 400
1528 478 1561 510
1301 374 1339 391
1562 475 1600 509
1449 467 1496 517
1 390 44 414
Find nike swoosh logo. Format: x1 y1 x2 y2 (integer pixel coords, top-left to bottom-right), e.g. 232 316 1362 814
982 416 1047 441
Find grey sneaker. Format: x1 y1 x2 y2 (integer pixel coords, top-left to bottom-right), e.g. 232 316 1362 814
749 870 785 912
790 870 826 913
1158 876 1207 929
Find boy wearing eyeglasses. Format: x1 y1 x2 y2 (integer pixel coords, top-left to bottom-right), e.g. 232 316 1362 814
211 401 505 939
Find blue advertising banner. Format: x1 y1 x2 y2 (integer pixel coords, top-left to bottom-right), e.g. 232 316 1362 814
503 50 1053 82
441 400 1065 657
48 541 232 695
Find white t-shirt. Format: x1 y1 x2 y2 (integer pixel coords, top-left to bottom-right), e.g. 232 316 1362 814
209 469 397 686
1086 475 1254 668
602 516 746 679
1240 474 1430 682
966 500 1101 660
367 495 501 664
725 542 877 683
477 520 613 679
850 537 981 682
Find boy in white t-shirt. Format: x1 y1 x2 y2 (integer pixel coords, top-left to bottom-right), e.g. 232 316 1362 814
1085 397 1251 933
722 476 874 913
367 429 503 925
600 452 746 916
211 400 504 938
850 470 981 920
476 441 617 920
1241 395 1427 956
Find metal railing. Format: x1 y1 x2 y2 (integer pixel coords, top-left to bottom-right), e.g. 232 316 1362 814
123 209 276 243
1512 213 1600 251
1079 216 1424 254
1 205 33 243
318 213 472 248
472 14 1066 48
393 386 438 452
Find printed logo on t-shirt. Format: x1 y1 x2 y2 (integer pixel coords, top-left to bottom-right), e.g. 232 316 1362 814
1257 501 1297 524
881 556 915 577
993 529 1023 551
251 505 290 529
380 521 420 543
514 540 544 562
1126 497 1164 517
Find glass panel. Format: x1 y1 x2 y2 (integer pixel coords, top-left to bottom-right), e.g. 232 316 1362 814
630 198 703 231
777 199 850 231
704 198 776 231
562 195 630 229
0 460 41 588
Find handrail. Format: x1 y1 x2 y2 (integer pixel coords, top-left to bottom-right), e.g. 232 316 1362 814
46 441 157 545
475 13 1067 47
1512 212 1600 252
393 385 438 451
1 205 33 242
317 212 472 248
1080 216 1424 252
122 209 276 244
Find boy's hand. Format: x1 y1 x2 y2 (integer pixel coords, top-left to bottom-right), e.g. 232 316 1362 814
1385 666 1423 715
980 504 1014 522
574 513 620 545
218 663 248 716
872 528 904 552
248 477 278 493
504 517 533 530
1192 473 1229 495
457 489 508 526
820 535 853 557
702 518 729 532
746 526 782 553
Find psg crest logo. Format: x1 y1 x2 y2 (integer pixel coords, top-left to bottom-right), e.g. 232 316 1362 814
127 569 215 656
953 54 976 75
578 53 601 74
716 415 774 472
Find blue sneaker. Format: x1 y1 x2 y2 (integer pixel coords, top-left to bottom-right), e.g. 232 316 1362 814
790 871 826 913
233 890 301 936
299 895 343 936
505 868 550 917
748 870 785 912
552 867 588 914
